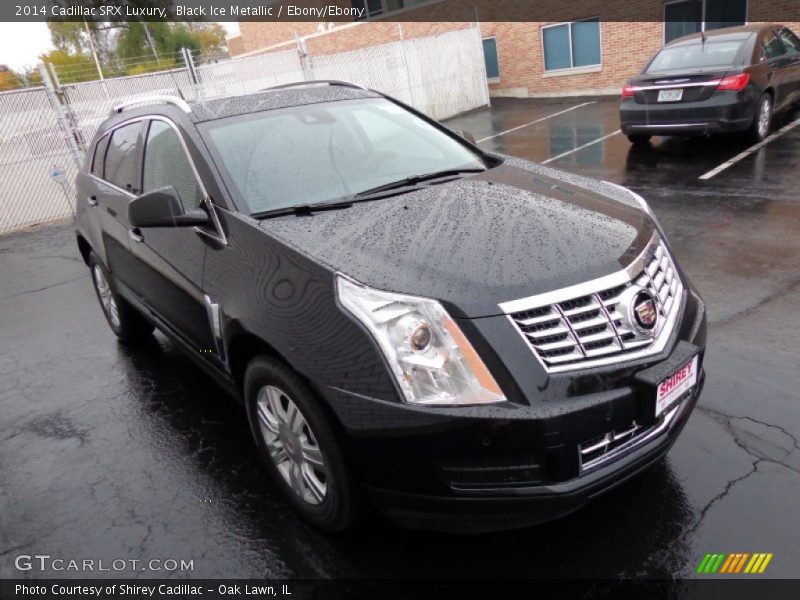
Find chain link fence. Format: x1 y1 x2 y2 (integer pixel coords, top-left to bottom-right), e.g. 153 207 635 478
0 24 490 236
0 87 79 235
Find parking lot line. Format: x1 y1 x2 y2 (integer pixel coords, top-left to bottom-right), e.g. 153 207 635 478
542 129 622 164
476 102 596 143
699 117 800 180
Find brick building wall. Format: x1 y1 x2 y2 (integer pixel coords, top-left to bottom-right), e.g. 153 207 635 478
231 0 800 98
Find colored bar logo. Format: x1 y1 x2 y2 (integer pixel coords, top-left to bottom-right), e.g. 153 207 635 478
696 553 773 574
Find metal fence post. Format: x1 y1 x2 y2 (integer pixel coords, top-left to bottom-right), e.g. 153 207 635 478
182 47 202 100
397 24 416 108
39 63 84 170
474 20 491 108
295 34 314 81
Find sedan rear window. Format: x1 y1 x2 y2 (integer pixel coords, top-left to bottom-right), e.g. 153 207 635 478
200 98 485 215
646 40 744 73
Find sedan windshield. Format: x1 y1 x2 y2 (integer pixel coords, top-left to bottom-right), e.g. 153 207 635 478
200 97 486 215
646 40 745 73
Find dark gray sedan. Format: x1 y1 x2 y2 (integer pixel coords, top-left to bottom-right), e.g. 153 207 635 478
621 24 800 144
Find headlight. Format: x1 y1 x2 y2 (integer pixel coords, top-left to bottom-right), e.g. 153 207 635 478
336 275 505 406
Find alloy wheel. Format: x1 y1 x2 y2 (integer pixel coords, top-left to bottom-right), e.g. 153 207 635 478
758 97 771 139
256 385 328 505
92 265 120 328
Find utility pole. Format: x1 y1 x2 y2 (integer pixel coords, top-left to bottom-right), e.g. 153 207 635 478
143 22 160 61
83 19 104 81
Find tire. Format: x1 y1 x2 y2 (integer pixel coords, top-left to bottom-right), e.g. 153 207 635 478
749 93 772 143
627 134 652 145
244 355 360 532
88 252 154 342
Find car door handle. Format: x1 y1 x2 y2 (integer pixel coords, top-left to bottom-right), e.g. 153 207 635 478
86 195 98 207
128 228 144 243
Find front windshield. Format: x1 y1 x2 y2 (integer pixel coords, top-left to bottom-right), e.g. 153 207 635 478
646 40 744 73
200 97 485 214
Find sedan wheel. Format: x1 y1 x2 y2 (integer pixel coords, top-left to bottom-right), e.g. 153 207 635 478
752 95 772 142
256 385 327 505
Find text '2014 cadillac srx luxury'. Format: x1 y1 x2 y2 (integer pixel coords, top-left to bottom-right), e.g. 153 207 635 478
75 82 707 532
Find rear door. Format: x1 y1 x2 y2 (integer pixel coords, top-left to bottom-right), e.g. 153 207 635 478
92 121 143 291
761 30 792 109
125 118 217 353
776 27 800 106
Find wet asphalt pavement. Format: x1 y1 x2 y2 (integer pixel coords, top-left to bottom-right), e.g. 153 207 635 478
1 98 799 580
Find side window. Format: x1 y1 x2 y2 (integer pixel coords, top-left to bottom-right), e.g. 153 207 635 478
104 122 141 192
90 135 109 178
763 32 786 59
778 29 800 54
142 120 203 211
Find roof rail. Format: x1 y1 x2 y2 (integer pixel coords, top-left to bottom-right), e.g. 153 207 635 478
111 95 192 116
260 80 371 93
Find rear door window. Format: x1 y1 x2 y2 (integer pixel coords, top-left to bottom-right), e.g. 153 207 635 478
104 122 142 193
142 120 204 211
90 135 109 178
763 32 787 59
777 28 800 55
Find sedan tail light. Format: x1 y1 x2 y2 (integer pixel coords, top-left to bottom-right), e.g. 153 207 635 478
622 84 636 98
716 73 750 92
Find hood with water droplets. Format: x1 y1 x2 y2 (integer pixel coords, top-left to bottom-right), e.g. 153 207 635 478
261 161 655 318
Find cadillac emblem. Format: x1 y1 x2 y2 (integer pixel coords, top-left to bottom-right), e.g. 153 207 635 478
633 290 658 331
618 286 659 338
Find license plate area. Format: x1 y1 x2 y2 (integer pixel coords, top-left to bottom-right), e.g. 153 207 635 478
658 89 684 102
633 341 701 426
656 355 698 417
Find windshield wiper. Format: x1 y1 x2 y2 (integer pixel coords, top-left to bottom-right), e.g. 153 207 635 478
251 200 354 220
252 168 487 219
354 168 486 198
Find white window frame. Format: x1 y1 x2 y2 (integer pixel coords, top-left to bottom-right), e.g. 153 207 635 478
541 18 603 75
662 0 749 44
482 36 501 82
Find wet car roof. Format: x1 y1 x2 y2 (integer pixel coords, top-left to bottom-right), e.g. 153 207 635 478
188 85 382 122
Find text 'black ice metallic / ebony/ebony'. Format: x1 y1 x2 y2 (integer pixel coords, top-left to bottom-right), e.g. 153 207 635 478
75 81 707 533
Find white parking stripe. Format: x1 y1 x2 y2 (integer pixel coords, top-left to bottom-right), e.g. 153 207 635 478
542 130 622 164
476 102 596 143
698 118 800 180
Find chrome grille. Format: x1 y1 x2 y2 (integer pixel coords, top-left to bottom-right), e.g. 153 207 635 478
502 236 684 372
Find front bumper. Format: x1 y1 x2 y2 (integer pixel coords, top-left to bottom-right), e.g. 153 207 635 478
318 286 706 532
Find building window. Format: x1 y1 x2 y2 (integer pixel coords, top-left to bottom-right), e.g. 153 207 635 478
482 37 500 80
664 0 747 44
542 19 601 72
351 0 430 19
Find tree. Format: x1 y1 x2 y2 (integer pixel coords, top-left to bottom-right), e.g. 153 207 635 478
0 66 22 91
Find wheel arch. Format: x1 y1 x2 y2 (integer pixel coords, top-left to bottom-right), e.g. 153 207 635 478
76 234 92 266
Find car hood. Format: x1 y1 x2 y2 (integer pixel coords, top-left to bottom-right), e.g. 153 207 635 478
260 159 656 318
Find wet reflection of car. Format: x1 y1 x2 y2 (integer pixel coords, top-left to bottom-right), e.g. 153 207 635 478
621 24 800 144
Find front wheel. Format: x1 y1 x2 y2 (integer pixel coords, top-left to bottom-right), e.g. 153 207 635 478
749 94 772 143
244 355 360 532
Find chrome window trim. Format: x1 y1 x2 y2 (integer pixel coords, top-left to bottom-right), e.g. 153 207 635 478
499 232 686 374
90 114 228 246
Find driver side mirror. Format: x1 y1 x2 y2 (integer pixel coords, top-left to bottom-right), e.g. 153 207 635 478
128 186 209 228
458 130 477 144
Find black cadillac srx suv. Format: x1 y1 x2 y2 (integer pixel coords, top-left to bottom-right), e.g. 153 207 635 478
75 81 706 533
